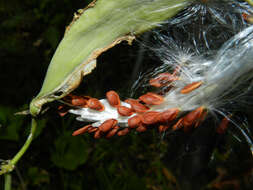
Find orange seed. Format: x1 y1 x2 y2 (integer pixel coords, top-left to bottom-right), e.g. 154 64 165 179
180 81 203 94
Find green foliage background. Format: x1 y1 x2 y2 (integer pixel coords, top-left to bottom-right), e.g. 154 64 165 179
1 0 253 189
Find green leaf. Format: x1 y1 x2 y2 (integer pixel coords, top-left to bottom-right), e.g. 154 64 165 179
51 131 89 170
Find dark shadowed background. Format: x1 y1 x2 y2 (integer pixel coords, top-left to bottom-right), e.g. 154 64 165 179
1 0 253 189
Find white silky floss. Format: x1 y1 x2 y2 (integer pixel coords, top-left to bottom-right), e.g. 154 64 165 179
70 25 253 128
69 100 134 127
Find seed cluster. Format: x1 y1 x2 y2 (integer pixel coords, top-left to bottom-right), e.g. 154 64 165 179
57 71 227 139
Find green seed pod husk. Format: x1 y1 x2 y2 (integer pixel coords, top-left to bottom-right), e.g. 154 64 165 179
29 0 192 116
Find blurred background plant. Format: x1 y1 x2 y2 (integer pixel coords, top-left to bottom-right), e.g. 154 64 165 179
1 0 253 190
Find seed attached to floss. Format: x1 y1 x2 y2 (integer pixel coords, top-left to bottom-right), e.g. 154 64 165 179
117 128 130 136
87 98 105 111
141 111 160 125
180 81 203 94
149 72 179 87
139 92 164 105
117 106 134 116
128 115 142 128
125 99 150 113
72 125 92 136
106 90 121 107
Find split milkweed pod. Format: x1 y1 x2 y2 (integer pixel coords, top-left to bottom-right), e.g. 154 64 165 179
106 90 121 107
117 128 130 136
125 99 150 113
72 125 92 136
180 81 203 94
87 98 105 111
128 115 142 128
9 0 198 177
139 92 164 105
29 0 189 117
117 106 134 116
141 111 161 125
99 119 118 132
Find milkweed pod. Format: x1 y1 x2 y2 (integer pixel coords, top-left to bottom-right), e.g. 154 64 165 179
29 0 190 116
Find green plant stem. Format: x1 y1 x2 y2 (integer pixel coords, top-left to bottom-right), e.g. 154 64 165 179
10 118 37 165
0 118 37 175
4 173 11 190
